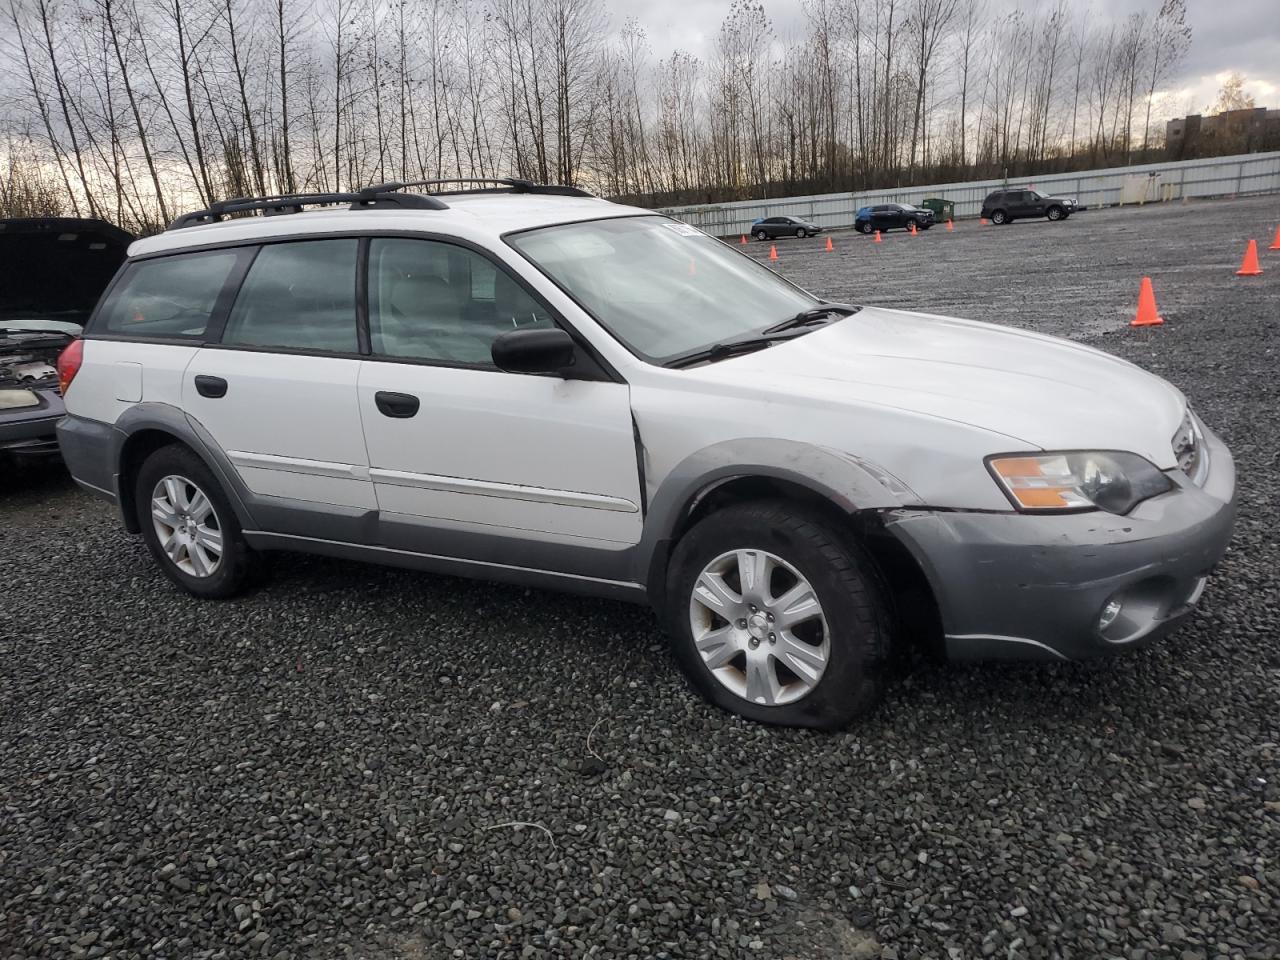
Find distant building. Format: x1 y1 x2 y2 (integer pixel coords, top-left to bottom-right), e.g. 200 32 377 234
1166 107 1280 157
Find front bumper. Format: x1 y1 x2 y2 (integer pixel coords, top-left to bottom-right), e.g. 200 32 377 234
885 425 1236 661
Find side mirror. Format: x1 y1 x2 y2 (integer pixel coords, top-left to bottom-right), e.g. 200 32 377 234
491 327 577 375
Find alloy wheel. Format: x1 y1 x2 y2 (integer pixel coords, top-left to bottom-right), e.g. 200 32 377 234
688 548 830 707
151 474 223 578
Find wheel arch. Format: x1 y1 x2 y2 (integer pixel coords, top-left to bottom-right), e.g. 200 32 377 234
113 404 256 534
638 440 943 655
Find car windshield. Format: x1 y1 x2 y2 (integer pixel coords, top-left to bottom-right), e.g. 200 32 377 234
507 216 818 363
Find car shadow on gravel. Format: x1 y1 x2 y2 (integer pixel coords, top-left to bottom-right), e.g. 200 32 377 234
0 456 75 501
248 545 1193 739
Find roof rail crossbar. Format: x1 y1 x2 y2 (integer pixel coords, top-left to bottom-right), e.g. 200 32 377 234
363 178 594 199
167 189 448 231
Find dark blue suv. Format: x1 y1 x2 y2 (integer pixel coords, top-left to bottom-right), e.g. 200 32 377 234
854 203 935 234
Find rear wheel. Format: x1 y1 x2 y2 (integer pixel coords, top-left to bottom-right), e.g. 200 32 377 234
990 209 1009 225
665 501 890 729
1046 205 1065 221
135 444 257 599
754 229 768 241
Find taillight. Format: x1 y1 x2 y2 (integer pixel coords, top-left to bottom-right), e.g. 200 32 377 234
56 338 84 395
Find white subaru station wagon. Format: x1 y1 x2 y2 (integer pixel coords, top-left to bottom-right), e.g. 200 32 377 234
55 179 1236 729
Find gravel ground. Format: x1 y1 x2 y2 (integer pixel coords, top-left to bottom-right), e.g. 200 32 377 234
2 196 1279 960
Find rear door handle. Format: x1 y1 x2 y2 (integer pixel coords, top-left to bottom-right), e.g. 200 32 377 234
374 390 420 419
194 375 227 399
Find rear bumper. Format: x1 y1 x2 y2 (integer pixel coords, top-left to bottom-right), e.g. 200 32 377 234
0 387 66 456
884 426 1236 662
55 413 120 502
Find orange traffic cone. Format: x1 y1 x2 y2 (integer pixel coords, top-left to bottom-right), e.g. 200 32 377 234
946 219 954 231
979 217 988 225
769 244 778 261
873 230 882 244
740 234 748 245
1269 225 1280 250
1131 277 1163 327
909 222 918 236
1236 239 1262 276
825 236 833 252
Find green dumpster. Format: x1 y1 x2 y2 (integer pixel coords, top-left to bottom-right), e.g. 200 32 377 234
920 198 954 222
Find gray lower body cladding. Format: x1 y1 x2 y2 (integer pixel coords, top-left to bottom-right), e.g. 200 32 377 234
59 410 1238 662
885 427 1236 662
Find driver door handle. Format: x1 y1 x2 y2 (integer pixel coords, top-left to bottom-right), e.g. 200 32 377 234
374 391 420 419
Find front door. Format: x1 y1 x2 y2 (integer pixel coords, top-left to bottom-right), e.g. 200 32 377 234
356 237 644 555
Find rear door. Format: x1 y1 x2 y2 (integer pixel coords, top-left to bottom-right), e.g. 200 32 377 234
356 236 643 551
182 238 375 511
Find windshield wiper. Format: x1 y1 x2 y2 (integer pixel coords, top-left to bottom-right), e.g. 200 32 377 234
665 327 824 369
665 303 860 370
761 302 860 335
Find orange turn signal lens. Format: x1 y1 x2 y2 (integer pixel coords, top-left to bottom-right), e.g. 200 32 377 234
988 454 1094 511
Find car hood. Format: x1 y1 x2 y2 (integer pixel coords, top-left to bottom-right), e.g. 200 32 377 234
0 217 132 326
691 306 1186 468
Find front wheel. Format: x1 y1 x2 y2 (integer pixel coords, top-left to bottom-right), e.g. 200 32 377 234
135 444 258 599
990 209 1008 225
1046 205 1064 221
665 501 890 729
754 229 768 241
795 228 807 238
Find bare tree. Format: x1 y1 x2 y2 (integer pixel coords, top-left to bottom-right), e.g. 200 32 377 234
1141 0 1189 148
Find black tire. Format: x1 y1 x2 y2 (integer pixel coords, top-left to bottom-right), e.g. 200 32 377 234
795 228 806 239
1046 205 1064 221
754 229 768 241
857 222 872 234
665 500 891 729
990 209 1008 225
134 443 258 600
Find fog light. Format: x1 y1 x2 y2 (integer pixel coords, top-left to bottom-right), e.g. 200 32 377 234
1098 598 1123 630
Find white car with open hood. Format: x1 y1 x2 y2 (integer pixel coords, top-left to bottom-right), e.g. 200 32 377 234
55 179 1236 728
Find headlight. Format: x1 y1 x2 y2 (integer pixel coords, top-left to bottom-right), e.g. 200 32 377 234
987 451 1173 514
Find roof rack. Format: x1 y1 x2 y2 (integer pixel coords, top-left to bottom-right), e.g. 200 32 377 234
362 178 594 199
166 177 593 231
166 189 448 231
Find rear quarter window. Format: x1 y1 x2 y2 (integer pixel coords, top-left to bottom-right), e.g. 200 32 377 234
93 250 240 339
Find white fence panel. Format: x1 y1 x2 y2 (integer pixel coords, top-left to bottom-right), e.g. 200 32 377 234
656 151 1280 236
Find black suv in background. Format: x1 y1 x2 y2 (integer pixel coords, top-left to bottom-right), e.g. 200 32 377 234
854 203 935 234
981 189 1081 224
751 216 824 240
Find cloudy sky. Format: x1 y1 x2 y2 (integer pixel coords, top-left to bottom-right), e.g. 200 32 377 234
634 0 1279 117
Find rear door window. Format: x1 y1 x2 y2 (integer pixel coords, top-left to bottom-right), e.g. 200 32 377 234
220 239 359 353
94 250 240 339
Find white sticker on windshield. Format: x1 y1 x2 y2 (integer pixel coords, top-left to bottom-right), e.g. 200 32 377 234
662 221 703 237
